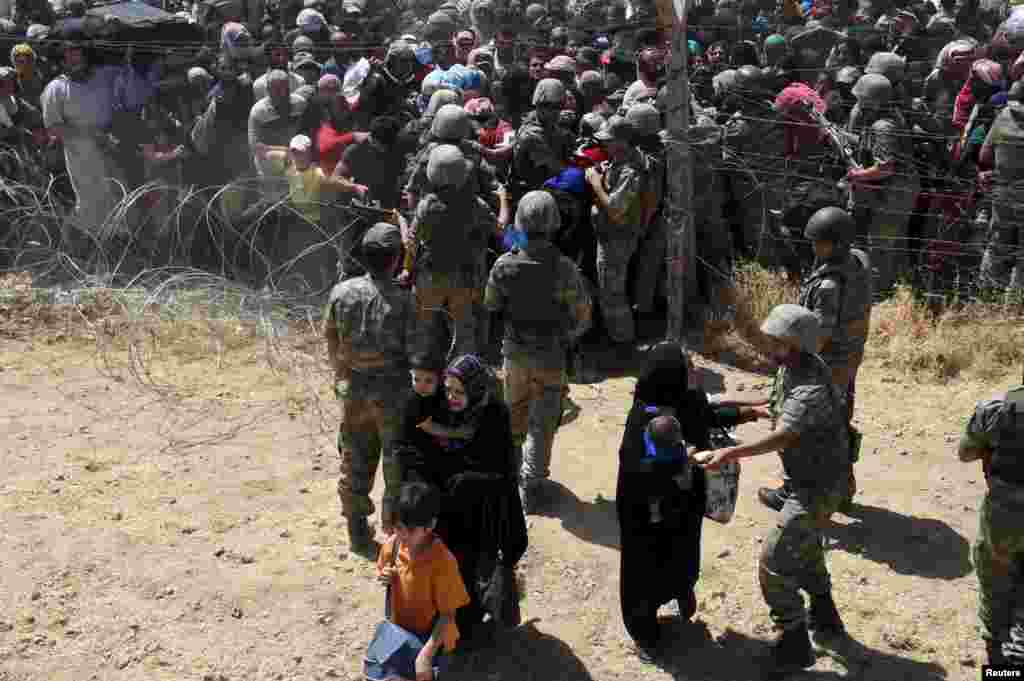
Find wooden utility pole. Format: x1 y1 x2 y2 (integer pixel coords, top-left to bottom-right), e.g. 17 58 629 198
661 0 694 342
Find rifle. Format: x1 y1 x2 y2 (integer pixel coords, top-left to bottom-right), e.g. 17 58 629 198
803 102 862 212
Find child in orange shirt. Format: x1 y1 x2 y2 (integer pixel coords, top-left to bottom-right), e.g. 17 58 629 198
376 483 471 681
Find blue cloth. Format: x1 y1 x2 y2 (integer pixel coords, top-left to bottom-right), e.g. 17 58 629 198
114 63 162 115
415 45 433 66
542 167 586 195
321 58 346 80
502 226 528 251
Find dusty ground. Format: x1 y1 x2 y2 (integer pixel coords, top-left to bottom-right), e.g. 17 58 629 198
0 329 1010 681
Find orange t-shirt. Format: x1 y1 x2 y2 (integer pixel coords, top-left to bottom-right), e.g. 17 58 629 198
376 536 471 652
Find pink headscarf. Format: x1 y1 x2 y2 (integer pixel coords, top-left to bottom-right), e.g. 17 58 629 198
318 73 342 93
464 97 495 116
774 83 827 157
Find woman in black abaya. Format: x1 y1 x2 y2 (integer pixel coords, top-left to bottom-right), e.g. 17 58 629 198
617 342 769 659
399 354 528 647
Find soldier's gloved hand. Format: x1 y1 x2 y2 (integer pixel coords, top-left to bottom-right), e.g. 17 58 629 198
334 378 351 400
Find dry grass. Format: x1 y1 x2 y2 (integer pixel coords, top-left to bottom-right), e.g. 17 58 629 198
702 262 799 372
870 286 1024 383
705 262 1024 383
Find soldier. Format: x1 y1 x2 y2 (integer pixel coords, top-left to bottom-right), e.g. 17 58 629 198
759 207 872 513
979 84 1024 299
586 115 645 347
960 377 1024 668
845 73 919 296
404 144 498 359
325 223 414 558
722 65 787 261
512 78 574 198
485 191 592 513
405 104 497 209
626 103 666 340
697 304 850 679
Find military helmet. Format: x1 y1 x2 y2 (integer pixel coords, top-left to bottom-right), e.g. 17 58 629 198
626 103 661 137
516 190 561 236
532 77 566 106
431 104 472 140
362 222 402 254
426 144 470 187
851 73 892 105
734 64 764 94
1010 80 1024 103
804 206 855 244
525 2 547 24
864 51 905 85
835 65 863 87
760 304 821 355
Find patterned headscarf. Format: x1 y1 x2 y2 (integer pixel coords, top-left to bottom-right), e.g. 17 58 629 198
464 96 495 117
221 22 253 61
445 354 492 414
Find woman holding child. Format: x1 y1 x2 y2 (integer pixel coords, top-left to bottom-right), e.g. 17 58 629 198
617 342 770 661
397 353 528 648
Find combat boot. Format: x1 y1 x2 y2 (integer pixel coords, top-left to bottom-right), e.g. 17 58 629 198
347 516 378 559
758 485 789 512
762 623 815 679
807 593 845 643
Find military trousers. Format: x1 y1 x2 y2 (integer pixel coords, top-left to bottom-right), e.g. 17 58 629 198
973 482 1024 662
414 269 479 359
337 389 407 531
631 218 666 317
596 235 639 344
979 198 1024 297
504 355 566 485
864 181 917 296
759 486 843 631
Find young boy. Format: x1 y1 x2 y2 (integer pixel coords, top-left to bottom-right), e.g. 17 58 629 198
376 483 471 681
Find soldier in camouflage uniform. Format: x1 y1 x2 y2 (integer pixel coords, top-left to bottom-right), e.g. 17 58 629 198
485 191 593 513
960 382 1024 668
759 207 872 513
846 73 920 296
512 78 574 198
405 144 498 359
325 223 414 558
979 92 1024 300
626 103 666 340
697 304 850 679
586 115 645 347
405 104 497 209
722 66 787 261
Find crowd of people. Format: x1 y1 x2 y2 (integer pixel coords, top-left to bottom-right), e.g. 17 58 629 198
0 0 1023 678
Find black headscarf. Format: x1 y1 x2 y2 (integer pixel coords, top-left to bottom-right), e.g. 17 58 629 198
634 341 689 407
633 342 715 451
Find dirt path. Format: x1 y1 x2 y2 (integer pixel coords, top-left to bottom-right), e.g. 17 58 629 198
0 337 1007 681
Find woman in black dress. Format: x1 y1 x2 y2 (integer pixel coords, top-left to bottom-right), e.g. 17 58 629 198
617 342 769 659
398 354 528 646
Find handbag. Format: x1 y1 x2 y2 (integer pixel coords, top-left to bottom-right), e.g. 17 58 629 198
364 540 442 681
